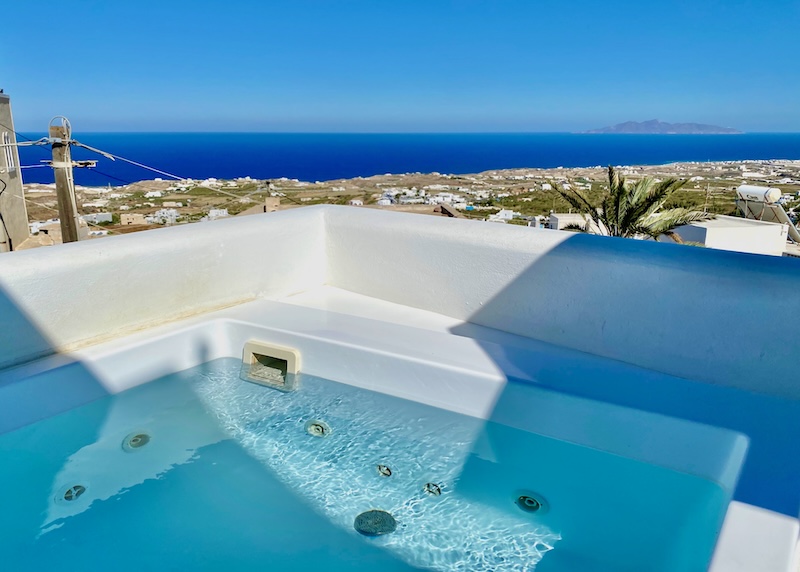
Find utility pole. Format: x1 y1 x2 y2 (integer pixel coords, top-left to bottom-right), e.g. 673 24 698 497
49 117 80 243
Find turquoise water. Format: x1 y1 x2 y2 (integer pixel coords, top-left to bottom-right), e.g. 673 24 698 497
0 358 729 571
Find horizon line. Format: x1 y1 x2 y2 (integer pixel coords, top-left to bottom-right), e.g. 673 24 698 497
15 129 800 136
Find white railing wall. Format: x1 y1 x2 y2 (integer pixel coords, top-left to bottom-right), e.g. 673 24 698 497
0 204 798 402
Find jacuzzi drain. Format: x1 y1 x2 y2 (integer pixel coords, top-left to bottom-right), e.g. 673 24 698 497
424 482 442 496
516 494 543 513
122 432 151 452
305 420 331 438
354 510 397 536
63 485 86 502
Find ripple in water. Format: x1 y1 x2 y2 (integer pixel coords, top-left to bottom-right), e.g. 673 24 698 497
193 362 559 571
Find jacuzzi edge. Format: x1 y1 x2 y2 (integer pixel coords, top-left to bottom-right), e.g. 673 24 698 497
1 315 747 492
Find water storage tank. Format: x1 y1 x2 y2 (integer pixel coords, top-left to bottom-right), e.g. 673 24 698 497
737 185 781 204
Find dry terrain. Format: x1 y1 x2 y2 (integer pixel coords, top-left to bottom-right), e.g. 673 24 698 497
22 159 800 242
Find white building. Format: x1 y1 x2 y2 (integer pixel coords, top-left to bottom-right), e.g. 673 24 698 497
549 213 588 230
147 209 180 225
348 200 364 206
432 193 456 204
82 200 109 208
80 213 113 224
376 199 393 206
144 191 163 199
398 196 424 205
663 215 789 257
487 209 521 223
528 215 546 228
208 208 229 220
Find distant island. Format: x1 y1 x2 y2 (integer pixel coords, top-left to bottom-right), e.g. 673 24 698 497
584 119 742 134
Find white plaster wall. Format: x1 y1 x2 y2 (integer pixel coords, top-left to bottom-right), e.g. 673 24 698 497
0 209 326 368
2 204 800 401
667 218 789 257
705 225 788 257
323 206 800 400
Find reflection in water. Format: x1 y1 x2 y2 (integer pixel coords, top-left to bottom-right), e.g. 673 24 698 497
40 379 228 535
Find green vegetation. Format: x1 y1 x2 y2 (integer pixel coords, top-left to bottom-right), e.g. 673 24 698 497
506 217 530 226
460 208 498 219
495 189 587 216
663 188 736 215
555 166 714 241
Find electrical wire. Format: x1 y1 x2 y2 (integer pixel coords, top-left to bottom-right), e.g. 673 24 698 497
0 122 39 143
0 138 49 148
71 141 256 201
72 142 183 180
0 123 129 186
7 123 307 215
88 168 132 186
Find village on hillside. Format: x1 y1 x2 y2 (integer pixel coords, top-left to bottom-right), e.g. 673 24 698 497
20 159 800 254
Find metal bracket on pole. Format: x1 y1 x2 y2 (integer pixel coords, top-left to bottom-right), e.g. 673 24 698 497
49 116 81 243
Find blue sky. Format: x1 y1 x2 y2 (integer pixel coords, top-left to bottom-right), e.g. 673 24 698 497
3 0 798 132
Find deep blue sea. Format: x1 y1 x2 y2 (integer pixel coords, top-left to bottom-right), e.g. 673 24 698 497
17 132 800 186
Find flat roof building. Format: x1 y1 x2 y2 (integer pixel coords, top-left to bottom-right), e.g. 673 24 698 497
665 215 789 257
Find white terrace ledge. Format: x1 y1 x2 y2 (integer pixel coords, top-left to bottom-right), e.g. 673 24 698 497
0 205 798 571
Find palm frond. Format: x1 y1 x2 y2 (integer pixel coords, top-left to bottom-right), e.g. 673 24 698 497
662 230 684 244
620 177 687 234
609 166 624 236
555 185 595 214
554 167 705 240
554 184 606 233
636 208 715 239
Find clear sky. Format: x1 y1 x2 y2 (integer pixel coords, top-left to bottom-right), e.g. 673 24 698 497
2 0 798 132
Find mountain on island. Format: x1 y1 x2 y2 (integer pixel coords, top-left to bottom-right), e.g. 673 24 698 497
584 119 742 134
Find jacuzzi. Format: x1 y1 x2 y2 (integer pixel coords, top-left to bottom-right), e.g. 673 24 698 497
0 206 797 571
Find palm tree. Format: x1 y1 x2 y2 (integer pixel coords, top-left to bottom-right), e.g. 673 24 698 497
554 166 714 242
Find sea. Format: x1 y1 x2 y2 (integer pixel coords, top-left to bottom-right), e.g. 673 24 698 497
17 132 800 187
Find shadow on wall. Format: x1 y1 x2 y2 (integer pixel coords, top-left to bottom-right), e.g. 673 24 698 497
450 233 800 520
0 284 112 434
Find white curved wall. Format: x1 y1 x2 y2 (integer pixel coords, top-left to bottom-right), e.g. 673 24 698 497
325 207 800 400
0 208 326 368
1 204 799 402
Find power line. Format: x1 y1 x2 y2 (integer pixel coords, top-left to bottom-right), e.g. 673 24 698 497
88 168 132 186
0 124 129 186
10 126 305 215
71 141 258 201
0 122 39 143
